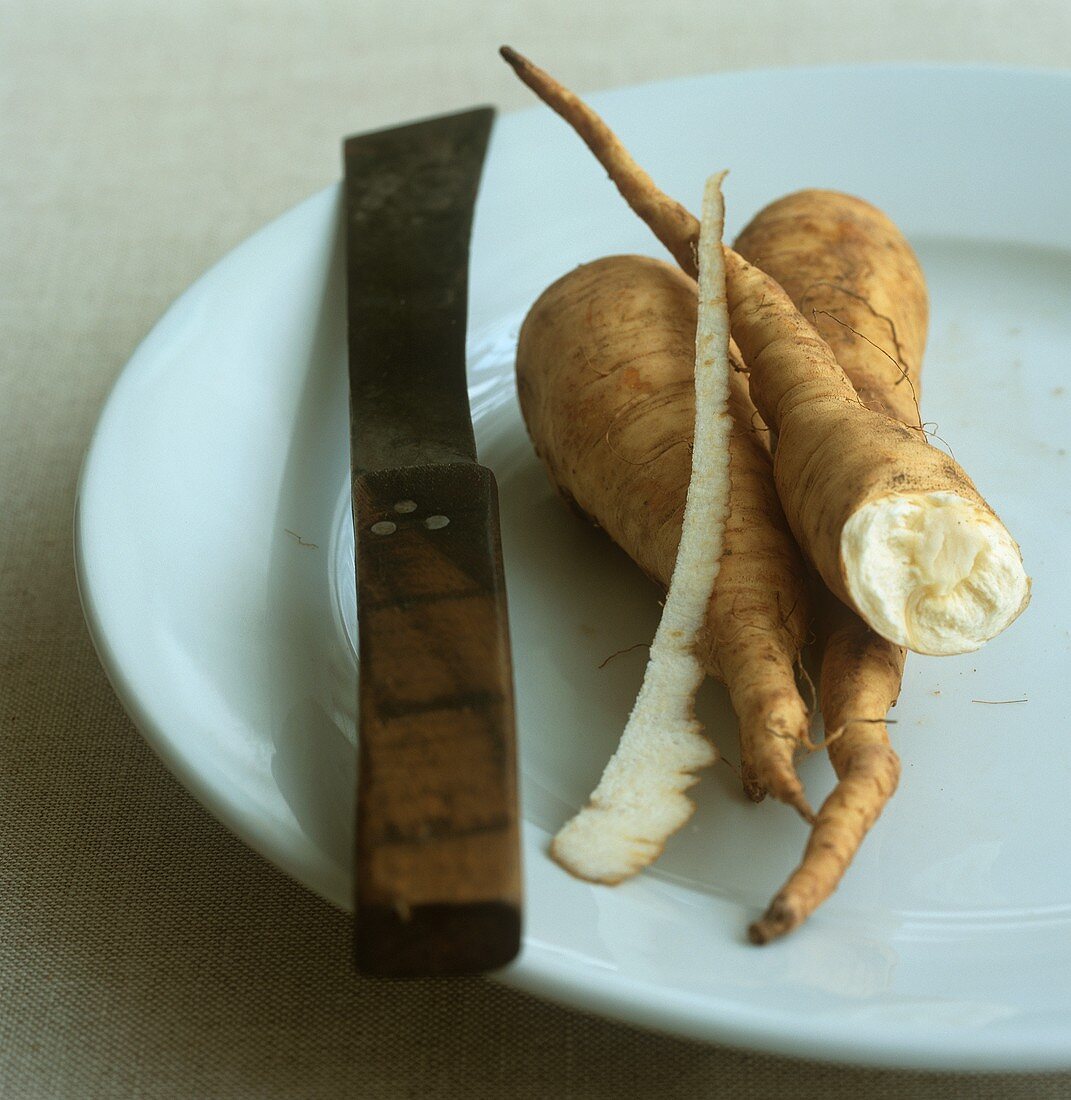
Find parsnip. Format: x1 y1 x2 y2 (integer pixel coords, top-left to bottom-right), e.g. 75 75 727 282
501 45 1030 659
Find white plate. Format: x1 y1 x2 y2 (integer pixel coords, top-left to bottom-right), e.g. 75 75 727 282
76 65 1071 1070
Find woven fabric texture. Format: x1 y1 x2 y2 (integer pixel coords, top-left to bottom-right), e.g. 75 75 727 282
3 1 1070 1095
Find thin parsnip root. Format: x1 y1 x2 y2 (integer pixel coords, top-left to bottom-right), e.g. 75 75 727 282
501 45 1030 658
517 254 812 822
749 599 905 942
550 177 734 882
501 46 700 279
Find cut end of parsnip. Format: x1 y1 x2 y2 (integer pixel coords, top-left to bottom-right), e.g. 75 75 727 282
842 491 1031 656
551 173 734 884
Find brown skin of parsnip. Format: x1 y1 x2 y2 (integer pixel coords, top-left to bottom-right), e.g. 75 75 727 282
735 190 927 427
516 254 813 818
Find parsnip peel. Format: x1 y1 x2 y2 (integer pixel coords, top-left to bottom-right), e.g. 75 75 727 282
551 174 733 882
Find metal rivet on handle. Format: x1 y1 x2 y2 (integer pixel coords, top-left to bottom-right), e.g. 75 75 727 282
424 515 450 530
370 521 397 536
393 500 417 514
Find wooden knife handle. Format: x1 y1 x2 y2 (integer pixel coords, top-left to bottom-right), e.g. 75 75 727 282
352 462 521 977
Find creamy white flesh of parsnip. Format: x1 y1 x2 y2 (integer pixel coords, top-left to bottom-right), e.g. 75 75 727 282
841 491 1030 656
551 173 733 883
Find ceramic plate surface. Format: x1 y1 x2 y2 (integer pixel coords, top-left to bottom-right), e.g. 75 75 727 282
76 66 1071 1070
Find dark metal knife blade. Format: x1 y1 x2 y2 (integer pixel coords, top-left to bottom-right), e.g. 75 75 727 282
343 107 521 978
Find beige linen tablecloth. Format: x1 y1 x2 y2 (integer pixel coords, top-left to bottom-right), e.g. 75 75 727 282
3 2 1070 1095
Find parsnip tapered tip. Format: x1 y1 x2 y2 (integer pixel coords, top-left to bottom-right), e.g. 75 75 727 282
748 896 802 944
764 760 814 822
740 768 766 805
790 794 817 826
499 45 524 68
739 700 815 821
752 769 814 823
742 772 814 821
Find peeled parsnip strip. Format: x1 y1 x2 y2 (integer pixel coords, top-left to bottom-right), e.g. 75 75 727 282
551 174 733 883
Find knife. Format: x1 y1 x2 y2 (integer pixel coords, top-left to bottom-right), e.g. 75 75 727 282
343 107 521 978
